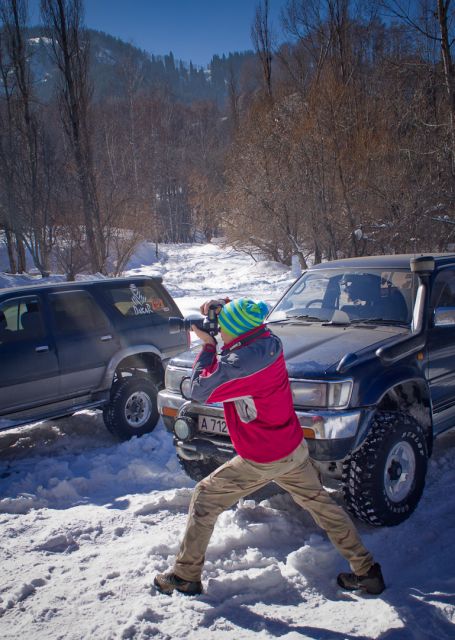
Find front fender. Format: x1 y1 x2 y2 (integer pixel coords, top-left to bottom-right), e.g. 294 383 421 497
354 360 428 407
352 369 432 453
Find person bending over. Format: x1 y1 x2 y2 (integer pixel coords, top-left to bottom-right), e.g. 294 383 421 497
155 298 385 596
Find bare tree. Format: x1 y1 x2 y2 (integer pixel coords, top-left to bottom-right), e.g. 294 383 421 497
222 0 450 262
380 0 455 171
227 61 240 131
0 9 27 272
0 0 60 275
41 0 106 273
251 0 274 98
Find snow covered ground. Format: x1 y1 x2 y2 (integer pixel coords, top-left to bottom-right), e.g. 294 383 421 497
0 242 454 640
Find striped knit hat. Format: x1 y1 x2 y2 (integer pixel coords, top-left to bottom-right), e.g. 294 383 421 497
218 298 269 337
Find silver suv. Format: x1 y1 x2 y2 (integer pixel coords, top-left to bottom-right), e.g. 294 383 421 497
0 277 187 440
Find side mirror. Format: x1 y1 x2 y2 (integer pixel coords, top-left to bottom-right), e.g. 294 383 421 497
434 307 455 327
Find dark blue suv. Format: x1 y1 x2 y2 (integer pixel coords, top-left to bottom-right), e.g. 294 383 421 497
158 254 455 527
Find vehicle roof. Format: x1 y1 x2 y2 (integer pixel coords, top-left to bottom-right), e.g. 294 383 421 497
0 275 163 295
309 253 455 270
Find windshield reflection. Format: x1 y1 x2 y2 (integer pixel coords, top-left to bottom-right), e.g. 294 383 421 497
269 268 417 325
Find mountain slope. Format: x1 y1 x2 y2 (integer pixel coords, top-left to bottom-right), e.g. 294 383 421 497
24 26 256 104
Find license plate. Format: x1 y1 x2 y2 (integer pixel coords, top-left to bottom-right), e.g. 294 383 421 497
198 415 228 435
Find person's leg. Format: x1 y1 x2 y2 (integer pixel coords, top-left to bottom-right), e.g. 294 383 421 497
275 442 374 576
172 455 271 582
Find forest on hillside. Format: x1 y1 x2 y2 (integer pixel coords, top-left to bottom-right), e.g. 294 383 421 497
0 0 454 277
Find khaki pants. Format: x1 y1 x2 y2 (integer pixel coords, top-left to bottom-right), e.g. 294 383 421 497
174 441 373 582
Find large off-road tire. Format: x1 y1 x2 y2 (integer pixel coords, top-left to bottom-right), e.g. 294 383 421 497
177 455 281 500
342 411 428 526
103 375 159 440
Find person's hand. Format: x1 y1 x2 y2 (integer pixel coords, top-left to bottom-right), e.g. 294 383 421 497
191 324 216 346
199 299 225 315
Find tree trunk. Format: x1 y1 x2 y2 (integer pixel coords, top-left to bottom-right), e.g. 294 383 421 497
16 235 26 272
437 0 455 173
42 0 106 273
251 0 273 99
4 228 17 273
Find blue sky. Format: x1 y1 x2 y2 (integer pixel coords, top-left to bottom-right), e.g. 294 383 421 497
28 0 289 66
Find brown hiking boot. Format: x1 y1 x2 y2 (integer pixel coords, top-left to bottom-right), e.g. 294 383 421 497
337 562 385 595
154 571 203 596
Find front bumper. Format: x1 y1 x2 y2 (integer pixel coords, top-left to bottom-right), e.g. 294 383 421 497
158 389 367 466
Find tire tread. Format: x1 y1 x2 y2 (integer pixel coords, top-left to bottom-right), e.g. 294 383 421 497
103 374 159 440
341 411 428 526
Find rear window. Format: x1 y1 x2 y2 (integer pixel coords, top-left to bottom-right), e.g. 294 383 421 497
104 283 176 319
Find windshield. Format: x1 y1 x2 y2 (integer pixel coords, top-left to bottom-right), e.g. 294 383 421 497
268 268 418 325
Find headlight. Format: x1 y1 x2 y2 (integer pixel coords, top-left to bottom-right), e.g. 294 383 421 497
180 376 192 400
290 380 352 409
164 365 192 393
174 416 197 441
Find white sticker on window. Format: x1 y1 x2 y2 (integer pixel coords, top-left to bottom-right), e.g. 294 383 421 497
129 284 153 315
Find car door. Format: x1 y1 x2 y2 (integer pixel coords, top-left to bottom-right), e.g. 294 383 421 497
48 289 120 397
0 293 60 415
426 268 455 434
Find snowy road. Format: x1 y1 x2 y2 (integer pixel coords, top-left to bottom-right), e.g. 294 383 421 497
1 243 454 639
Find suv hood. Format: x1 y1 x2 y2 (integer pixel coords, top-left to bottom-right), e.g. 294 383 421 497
169 322 408 377
271 322 407 377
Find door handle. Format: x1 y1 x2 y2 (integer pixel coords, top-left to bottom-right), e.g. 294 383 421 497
35 345 49 353
100 335 113 341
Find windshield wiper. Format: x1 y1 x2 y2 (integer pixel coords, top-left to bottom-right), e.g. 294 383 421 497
350 318 409 326
287 314 326 322
267 314 324 323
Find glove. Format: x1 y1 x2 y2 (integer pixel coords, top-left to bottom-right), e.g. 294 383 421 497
199 297 230 315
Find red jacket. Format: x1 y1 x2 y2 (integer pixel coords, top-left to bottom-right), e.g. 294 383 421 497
190 326 303 463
